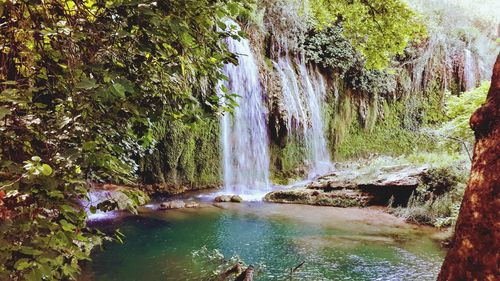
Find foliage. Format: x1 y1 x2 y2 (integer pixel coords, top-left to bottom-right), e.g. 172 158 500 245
390 165 467 227
419 166 468 196
0 0 247 279
301 26 358 75
253 0 310 51
439 82 489 143
329 97 438 160
391 189 463 228
308 0 425 69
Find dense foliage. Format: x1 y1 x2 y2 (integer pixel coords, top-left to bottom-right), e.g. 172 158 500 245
439 82 489 143
308 0 425 69
0 0 246 279
301 25 397 95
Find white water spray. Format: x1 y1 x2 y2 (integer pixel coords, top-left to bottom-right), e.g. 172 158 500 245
463 49 477 91
219 22 270 196
299 63 332 176
273 56 332 178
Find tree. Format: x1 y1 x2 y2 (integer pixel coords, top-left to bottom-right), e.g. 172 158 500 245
438 53 500 280
308 0 425 69
0 0 246 279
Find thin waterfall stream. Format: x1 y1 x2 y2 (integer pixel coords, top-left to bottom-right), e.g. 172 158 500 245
463 49 477 91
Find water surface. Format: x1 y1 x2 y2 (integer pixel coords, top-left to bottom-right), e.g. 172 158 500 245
82 203 445 281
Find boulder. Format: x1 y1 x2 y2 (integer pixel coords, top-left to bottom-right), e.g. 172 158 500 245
230 195 243 203
214 195 232 202
185 201 200 208
159 200 185 210
214 195 244 203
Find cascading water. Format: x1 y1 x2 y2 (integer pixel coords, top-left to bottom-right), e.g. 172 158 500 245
463 49 477 91
272 57 307 130
219 21 270 196
299 63 332 176
273 56 332 178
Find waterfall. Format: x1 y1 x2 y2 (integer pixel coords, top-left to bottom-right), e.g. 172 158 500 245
219 22 270 195
272 57 308 131
463 49 477 91
299 63 332 177
273 57 332 178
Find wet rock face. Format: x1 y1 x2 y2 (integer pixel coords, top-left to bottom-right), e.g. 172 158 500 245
139 183 220 196
265 164 430 207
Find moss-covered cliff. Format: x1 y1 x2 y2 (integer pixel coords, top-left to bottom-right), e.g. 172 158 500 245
140 119 222 193
139 0 496 190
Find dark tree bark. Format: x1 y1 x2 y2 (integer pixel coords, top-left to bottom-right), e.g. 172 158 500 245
437 54 500 280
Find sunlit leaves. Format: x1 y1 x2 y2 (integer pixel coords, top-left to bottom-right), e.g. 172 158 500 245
0 0 248 279
23 157 53 177
308 0 426 69
439 82 489 142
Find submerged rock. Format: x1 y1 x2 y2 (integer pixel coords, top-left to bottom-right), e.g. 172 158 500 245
159 200 186 210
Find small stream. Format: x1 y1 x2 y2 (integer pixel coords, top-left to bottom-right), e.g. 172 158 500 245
81 201 446 281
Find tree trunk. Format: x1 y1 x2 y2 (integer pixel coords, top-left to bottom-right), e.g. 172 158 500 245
437 54 500 280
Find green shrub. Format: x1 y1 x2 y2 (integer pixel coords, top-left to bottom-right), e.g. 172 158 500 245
419 166 468 196
391 192 460 227
439 82 489 143
390 164 467 227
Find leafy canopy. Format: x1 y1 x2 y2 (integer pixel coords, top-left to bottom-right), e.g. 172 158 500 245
0 0 247 280
308 0 426 69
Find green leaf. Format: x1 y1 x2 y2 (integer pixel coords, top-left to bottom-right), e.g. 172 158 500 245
41 164 53 176
31 156 41 162
76 77 98 89
20 246 43 256
111 83 126 98
60 219 76 232
25 268 43 281
0 106 10 119
48 190 64 199
14 258 31 270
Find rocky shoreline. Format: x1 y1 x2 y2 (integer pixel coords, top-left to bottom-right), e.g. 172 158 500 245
87 159 443 216
265 164 430 207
